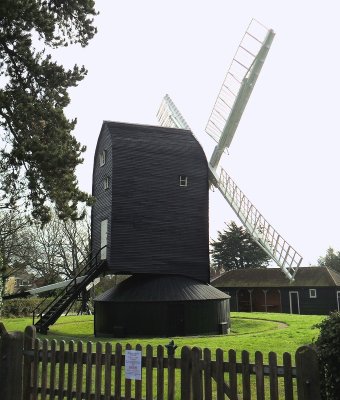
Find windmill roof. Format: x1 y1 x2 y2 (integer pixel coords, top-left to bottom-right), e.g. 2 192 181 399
211 267 340 288
95 274 229 303
101 120 207 157
103 120 191 136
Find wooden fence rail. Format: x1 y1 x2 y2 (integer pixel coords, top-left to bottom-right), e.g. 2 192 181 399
0 324 321 400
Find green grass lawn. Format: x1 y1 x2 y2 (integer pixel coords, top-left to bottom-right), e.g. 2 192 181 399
1 312 325 362
1 312 326 400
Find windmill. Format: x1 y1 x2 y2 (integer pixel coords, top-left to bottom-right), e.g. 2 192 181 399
156 19 302 281
32 19 301 337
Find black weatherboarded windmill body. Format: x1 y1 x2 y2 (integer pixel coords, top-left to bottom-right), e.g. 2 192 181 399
92 122 229 337
92 122 209 281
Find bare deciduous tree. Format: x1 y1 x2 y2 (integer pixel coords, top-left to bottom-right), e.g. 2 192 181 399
24 209 91 285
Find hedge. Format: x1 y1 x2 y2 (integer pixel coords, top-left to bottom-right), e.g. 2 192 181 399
1 297 82 318
315 311 340 400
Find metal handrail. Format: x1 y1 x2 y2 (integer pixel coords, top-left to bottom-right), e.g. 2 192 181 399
32 246 107 325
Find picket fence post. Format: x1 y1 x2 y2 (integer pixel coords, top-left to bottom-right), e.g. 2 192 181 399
180 346 191 400
0 323 24 400
22 325 36 400
165 340 177 400
295 345 321 400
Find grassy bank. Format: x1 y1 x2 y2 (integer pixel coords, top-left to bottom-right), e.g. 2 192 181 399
1 312 324 361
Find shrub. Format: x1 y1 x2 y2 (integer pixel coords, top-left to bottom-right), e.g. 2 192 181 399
2 297 48 317
2 297 82 318
314 311 340 400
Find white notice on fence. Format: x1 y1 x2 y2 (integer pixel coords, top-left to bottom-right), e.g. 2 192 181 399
125 350 142 380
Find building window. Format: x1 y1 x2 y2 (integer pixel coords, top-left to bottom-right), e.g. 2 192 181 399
99 150 106 166
104 176 110 190
100 219 108 260
179 175 188 187
309 288 317 298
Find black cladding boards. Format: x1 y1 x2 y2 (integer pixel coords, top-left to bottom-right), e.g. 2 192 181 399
92 121 210 282
91 124 112 262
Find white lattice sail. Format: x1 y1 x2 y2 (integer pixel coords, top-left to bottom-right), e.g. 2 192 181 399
157 94 191 130
210 166 302 281
156 20 303 281
208 19 275 169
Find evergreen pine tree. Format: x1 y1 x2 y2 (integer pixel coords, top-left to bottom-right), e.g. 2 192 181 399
210 221 271 274
0 0 97 223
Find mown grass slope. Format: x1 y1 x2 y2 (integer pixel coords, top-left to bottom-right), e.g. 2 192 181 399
1 312 325 362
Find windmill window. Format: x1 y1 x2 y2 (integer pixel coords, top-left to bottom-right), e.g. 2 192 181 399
179 175 188 187
104 176 110 190
99 150 106 166
309 289 317 298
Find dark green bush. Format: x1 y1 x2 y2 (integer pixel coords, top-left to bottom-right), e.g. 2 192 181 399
2 297 49 317
315 311 340 400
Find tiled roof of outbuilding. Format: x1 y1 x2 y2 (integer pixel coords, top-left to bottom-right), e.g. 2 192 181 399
211 267 340 288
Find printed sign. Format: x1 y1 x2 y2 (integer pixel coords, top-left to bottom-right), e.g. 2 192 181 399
125 350 142 380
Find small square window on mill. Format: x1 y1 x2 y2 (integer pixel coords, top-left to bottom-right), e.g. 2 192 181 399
179 175 188 187
99 150 106 166
104 176 110 190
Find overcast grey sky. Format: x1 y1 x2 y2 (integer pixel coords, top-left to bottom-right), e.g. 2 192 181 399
59 1 340 266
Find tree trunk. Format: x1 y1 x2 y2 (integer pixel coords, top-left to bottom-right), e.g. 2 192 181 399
0 274 4 316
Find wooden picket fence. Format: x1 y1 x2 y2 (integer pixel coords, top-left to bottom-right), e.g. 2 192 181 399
0 324 321 400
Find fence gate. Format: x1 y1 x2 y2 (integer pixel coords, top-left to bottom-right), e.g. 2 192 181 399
180 346 321 400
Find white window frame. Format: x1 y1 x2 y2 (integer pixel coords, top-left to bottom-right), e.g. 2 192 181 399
289 291 300 314
104 176 110 190
179 175 188 187
309 288 317 298
99 150 106 167
100 219 108 260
